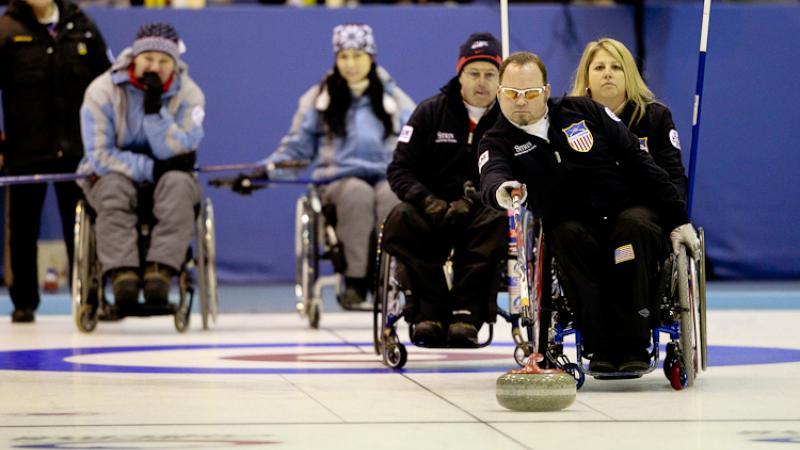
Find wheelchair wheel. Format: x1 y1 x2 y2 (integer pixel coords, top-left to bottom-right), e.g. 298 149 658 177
698 227 708 371
514 342 535 367
197 198 218 330
526 220 556 366
174 304 191 332
72 200 100 333
308 302 321 329
664 342 686 390
294 196 319 320
383 339 407 370
372 250 387 355
676 246 697 388
373 250 407 369
510 209 542 367
173 267 192 333
373 249 396 355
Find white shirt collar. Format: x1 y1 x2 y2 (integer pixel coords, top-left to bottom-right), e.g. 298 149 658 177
510 106 550 142
464 101 491 124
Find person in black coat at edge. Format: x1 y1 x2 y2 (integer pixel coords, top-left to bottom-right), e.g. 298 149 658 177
0 0 110 322
479 51 700 372
383 32 508 347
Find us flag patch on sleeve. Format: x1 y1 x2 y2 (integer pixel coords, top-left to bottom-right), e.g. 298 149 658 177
614 244 635 264
398 125 414 144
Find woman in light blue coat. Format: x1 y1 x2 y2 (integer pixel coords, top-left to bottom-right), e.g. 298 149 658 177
238 23 415 307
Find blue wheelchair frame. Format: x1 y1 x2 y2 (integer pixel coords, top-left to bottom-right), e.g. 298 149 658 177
527 217 707 390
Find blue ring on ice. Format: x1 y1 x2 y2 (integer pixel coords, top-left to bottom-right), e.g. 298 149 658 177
0 342 798 374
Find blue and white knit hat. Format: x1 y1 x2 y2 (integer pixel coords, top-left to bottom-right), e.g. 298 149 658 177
332 23 376 56
132 22 181 62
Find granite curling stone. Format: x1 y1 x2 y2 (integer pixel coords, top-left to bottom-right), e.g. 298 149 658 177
496 354 577 412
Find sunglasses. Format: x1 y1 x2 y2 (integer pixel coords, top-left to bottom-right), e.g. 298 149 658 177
499 86 546 101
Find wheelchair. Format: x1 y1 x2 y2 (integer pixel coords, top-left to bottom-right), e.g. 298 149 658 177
71 192 218 333
521 214 708 390
294 182 375 329
372 208 537 370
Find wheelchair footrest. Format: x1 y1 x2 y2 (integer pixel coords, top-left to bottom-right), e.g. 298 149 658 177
589 371 645 380
97 303 123 322
116 303 179 317
338 299 374 312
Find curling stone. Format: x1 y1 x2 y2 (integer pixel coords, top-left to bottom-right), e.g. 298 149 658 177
496 354 576 412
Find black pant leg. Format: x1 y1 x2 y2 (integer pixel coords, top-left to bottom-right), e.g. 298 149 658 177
382 202 451 323
548 219 609 353
5 182 47 310
449 206 507 325
607 206 667 351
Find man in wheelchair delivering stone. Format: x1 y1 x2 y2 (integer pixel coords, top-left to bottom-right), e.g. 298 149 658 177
479 52 700 374
382 32 508 347
77 22 205 315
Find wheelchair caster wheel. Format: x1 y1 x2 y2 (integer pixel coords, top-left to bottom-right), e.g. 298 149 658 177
174 305 190 333
664 343 677 379
668 362 688 390
562 362 585 390
383 342 407 369
76 304 98 333
513 342 535 367
308 303 320 329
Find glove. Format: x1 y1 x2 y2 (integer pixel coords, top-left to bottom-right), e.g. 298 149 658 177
442 197 474 228
152 152 196 182
232 167 268 196
442 180 477 228
495 180 527 210
139 72 164 115
422 194 448 227
670 223 701 259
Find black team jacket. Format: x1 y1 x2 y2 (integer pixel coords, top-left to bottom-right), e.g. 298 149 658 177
619 101 688 202
0 0 109 172
479 96 688 232
387 76 500 205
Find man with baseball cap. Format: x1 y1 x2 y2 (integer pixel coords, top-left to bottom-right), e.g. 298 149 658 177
77 22 205 314
383 32 507 347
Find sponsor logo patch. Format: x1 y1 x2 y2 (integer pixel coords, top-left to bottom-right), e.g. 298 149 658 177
513 141 536 156
398 125 413 144
435 131 457 144
614 244 635 264
669 129 681 149
562 121 594 152
471 40 489 50
13 35 33 42
639 137 649 152
77 42 88 56
478 151 489 173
